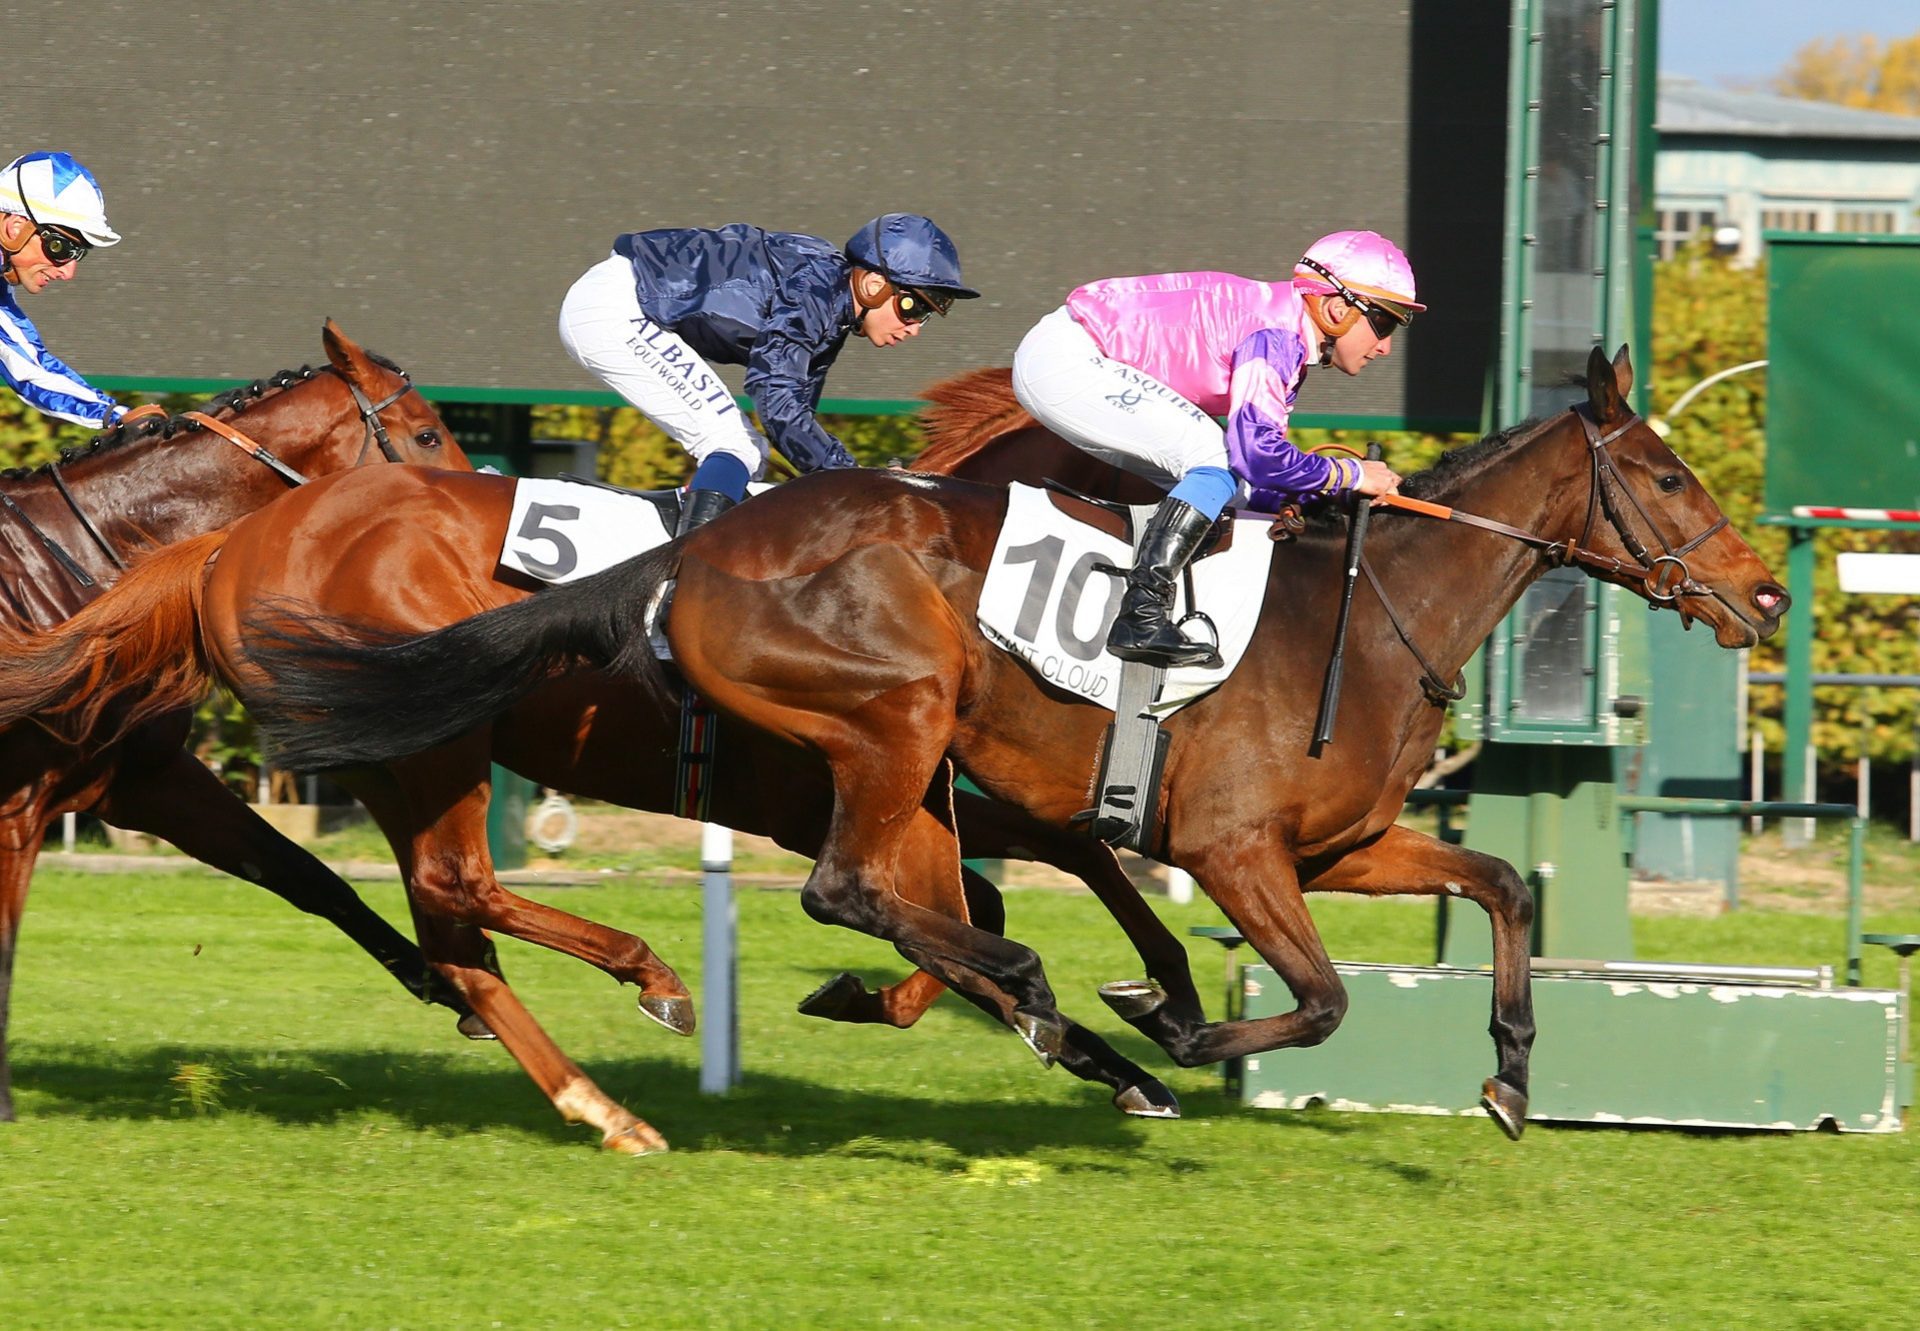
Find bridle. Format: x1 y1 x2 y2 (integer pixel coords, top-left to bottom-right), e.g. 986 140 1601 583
1343 404 1732 703
26 362 424 583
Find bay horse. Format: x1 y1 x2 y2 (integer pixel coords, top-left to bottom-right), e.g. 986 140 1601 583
0 321 475 1121
0 376 1232 1150
218 345 1784 1139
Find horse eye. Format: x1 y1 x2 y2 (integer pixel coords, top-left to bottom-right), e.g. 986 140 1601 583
415 429 443 449
1658 474 1684 494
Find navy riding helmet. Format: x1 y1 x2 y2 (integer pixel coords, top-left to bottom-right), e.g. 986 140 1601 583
845 213 980 301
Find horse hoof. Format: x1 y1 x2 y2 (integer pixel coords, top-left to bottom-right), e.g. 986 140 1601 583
1480 1078 1528 1140
638 993 697 1036
456 1012 497 1041
797 972 866 1020
1012 1011 1065 1069
603 1122 670 1156
1113 1081 1182 1119
1098 979 1167 1020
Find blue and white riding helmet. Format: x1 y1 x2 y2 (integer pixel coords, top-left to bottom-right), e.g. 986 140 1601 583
845 213 979 315
0 151 120 246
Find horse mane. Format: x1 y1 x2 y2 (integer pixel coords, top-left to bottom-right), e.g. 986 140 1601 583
1398 414 1553 503
0 362 350 482
910 367 1035 470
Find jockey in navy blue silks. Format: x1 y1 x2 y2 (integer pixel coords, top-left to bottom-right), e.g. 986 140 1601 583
0 152 127 430
558 212 979 534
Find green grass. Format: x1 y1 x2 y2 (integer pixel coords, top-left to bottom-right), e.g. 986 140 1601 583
3 869 1916 1330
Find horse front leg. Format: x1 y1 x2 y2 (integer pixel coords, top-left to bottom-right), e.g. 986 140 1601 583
1147 843 1353 1072
1300 823 1535 1139
89 731 483 1036
407 907 666 1155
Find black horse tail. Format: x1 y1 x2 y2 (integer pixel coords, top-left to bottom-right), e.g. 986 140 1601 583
247 543 681 772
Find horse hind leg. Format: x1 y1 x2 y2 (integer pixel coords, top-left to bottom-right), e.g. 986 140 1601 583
90 736 485 1035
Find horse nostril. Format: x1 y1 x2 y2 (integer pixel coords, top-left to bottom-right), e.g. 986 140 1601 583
1753 585 1789 615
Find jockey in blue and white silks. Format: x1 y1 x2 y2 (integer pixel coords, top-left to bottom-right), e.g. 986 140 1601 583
1011 230 1423 668
0 151 126 430
559 212 979 533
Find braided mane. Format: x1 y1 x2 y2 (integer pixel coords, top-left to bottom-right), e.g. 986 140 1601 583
0 360 377 482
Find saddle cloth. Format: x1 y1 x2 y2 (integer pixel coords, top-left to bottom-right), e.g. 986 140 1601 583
497 477 676 584
978 484 1276 715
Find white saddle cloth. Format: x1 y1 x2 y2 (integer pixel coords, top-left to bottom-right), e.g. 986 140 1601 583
977 484 1275 715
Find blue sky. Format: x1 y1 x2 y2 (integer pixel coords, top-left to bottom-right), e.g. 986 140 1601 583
1660 0 1920 84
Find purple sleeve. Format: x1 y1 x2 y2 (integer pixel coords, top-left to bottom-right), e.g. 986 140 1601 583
1225 328 1347 503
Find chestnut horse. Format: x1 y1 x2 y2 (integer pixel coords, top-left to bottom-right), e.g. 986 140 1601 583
219 345 1785 1140
0 322 474 1121
0 370 1250 1149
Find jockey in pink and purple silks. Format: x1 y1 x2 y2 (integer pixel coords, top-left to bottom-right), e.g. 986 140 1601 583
1012 229 1422 668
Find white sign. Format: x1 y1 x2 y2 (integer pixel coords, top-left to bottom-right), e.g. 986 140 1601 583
1836 552 1920 595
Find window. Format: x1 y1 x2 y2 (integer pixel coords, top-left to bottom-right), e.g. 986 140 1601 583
1760 208 1822 234
1654 208 1719 259
1834 209 1899 234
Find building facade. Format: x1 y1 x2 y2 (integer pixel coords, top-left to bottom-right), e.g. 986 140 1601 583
1655 76 1920 263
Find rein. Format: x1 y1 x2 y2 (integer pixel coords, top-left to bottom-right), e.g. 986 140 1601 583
1347 406 1728 705
24 362 422 592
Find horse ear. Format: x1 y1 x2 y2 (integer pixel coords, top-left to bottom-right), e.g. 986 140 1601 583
322 319 372 383
1585 344 1627 425
1611 344 1634 400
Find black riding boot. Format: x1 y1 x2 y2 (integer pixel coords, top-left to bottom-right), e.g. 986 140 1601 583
676 488 737 537
1106 497 1221 668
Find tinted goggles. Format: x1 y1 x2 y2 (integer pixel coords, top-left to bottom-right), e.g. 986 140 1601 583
1354 296 1409 340
33 225 88 266
892 286 953 323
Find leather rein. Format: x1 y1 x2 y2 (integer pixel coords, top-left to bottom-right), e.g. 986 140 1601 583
1350 406 1730 705
13 365 420 586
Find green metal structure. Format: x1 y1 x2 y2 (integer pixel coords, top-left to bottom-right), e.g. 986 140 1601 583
1221 0 1912 1131
1759 234 1920 818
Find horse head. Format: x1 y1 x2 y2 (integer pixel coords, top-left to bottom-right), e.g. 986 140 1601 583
1559 345 1787 648
311 319 470 470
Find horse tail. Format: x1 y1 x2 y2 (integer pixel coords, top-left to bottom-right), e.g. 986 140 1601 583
909 367 1033 474
247 541 682 773
0 530 227 744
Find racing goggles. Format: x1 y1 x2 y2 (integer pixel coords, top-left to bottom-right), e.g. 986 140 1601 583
892 286 954 323
10 163 88 265
32 224 88 266
1298 256 1412 339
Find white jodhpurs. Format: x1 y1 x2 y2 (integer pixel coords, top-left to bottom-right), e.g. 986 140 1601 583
1011 306 1229 489
557 254 770 477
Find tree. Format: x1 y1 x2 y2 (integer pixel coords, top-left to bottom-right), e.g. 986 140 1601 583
1774 32 1920 116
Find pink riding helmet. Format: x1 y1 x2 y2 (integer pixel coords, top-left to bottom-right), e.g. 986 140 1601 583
1293 230 1425 313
